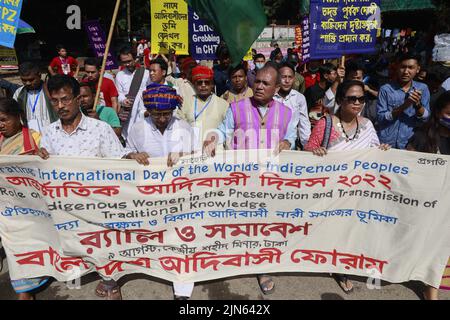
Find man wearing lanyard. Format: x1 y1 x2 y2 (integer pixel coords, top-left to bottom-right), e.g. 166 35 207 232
13 62 58 133
176 66 229 151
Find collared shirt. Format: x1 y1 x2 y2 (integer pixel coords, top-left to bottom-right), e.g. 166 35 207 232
41 114 127 158
274 89 311 147
216 100 299 149
176 93 229 150
221 87 254 104
115 68 150 105
13 86 51 134
376 80 430 149
126 116 196 157
121 81 179 141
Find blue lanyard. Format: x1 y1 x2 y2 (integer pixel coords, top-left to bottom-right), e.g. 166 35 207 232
194 95 212 122
28 90 42 114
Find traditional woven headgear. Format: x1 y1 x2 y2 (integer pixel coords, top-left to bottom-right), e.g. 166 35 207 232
191 65 214 82
143 83 182 110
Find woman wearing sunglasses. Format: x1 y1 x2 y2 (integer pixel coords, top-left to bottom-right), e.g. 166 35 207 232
304 80 390 293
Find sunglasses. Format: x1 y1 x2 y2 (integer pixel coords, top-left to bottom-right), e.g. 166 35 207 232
344 96 365 104
149 112 173 119
195 80 212 86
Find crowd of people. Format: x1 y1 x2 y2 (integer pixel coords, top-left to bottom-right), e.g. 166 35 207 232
0 40 449 300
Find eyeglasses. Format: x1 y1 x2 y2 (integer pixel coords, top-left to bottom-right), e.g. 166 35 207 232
344 96 365 104
149 111 173 119
195 80 212 86
50 96 76 106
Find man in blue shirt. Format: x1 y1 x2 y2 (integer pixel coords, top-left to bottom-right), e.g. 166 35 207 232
376 53 430 149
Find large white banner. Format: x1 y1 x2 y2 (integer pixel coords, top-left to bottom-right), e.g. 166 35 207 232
0 149 449 288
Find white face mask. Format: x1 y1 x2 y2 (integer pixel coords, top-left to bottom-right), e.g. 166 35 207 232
255 63 265 70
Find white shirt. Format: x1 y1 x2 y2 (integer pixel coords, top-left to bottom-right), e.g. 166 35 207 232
121 81 178 141
274 89 311 147
41 114 127 158
13 86 52 134
324 87 338 114
115 68 150 105
126 116 196 157
442 77 450 91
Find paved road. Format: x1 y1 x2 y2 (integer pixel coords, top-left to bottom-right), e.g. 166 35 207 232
1 253 449 300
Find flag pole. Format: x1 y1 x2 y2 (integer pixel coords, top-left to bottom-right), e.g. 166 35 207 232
94 0 121 111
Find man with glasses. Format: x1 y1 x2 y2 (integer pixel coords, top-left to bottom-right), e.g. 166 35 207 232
176 65 229 151
126 83 196 299
115 46 150 117
37 74 148 300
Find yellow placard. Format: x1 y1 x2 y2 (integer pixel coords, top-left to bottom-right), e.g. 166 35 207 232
150 0 189 55
0 46 18 66
243 48 253 61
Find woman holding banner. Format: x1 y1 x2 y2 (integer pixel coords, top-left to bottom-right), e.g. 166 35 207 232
305 80 390 293
0 97 46 300
406 91 450 299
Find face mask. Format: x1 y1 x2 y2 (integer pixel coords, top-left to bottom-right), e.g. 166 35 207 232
440 117 450 129
255 63 265 70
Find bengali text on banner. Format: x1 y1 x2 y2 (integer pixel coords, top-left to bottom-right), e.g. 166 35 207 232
0 149 449 287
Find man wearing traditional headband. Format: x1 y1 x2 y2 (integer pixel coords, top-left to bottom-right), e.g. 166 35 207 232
126 83 196 167
176 65 229 152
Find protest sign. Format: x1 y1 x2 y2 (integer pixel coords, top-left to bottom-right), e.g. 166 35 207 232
0 0 23 48
189 8 221 60
301 16 311 62
151 0 189 55
309 0 381 59
83 20 118 71
0 149 449 287
0 45 18 69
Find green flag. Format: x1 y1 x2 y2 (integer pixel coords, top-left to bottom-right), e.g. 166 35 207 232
300 0 310 16
186 0 267 64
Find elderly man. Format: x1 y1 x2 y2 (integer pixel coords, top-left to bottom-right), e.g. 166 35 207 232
177 65 229 151
274 62 311 149
126 83 196 166
126 83 196 299
37 75 147 300
204 64 299 295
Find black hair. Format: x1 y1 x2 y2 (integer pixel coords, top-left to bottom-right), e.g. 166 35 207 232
0 97 27 127
216 43 230 60
79 82 96 95
19 62 40 76
149 57 168 73
423 91 450 153
56 44 66 52
278 61 295 74
47 74 80 97
335 80 365 104
84 57 101 69
257 63 281 85
229 64 247 78
319 63 337 78
345 60 366 77
406 130 435 153
397 52 421 65
254 53 266 61
118 46 135 59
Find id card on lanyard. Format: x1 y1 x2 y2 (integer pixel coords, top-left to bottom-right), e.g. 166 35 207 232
193 96 212 150
27 90 42 133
